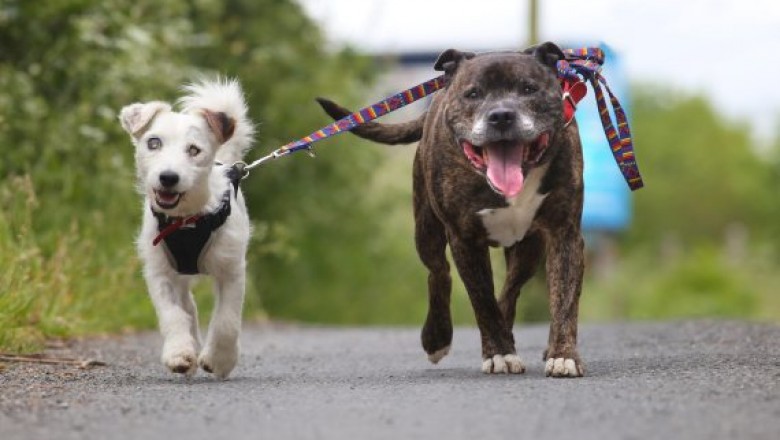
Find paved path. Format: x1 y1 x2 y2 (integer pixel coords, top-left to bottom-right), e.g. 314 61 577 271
1 321 778 439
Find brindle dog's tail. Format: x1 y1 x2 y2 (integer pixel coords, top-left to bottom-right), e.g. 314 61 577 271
315 97 424 145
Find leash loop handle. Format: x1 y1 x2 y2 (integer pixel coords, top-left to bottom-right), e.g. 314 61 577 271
557 47 643 190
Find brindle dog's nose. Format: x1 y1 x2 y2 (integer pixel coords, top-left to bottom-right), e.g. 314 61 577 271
159 171 180 188
487 109 517 129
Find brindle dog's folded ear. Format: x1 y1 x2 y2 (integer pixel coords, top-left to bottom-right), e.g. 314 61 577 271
434 49 476 78
524 41 565 73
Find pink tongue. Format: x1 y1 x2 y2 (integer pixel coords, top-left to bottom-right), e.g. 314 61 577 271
485 144 525 198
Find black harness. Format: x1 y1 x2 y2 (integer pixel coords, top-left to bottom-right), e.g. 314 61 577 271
152 165 242 275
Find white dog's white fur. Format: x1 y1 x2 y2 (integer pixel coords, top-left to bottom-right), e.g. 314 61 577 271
119 78 254 379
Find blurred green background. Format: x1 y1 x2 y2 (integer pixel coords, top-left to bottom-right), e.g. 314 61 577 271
1 0 778 352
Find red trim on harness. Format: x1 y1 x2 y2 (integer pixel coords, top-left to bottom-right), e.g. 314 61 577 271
152 215 201 246
561 79 588 125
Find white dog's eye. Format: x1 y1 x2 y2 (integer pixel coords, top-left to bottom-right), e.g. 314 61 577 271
188 144 201 157
147 137 162 150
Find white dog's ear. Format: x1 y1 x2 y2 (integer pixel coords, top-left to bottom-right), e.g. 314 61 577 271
202 109 236 145
119 101 171 139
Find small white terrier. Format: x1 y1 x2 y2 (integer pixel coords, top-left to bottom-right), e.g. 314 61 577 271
119 79 254 379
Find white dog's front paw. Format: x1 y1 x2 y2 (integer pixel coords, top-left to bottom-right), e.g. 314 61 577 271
198 342 239 380
161 339 198 376
481 354 526 374
545 357 584 377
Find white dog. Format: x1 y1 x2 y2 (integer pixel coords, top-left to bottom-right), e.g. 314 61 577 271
119 79 254 379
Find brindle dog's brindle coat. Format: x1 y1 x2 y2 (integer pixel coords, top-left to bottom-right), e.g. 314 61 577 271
318 43 585 377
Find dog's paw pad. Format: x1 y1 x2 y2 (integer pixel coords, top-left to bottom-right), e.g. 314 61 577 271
427 345 451 364
198 346 238 380
544 357 583 377
482 354 525 374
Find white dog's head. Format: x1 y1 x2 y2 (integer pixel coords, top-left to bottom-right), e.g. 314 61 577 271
119 97 236 217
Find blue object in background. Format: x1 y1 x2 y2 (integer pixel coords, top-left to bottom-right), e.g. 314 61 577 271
576 44 632 232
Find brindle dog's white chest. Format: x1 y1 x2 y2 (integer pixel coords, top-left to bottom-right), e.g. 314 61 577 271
477 164 550 247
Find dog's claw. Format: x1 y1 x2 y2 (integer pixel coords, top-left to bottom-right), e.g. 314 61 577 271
544 357 584 377
482 354 525 374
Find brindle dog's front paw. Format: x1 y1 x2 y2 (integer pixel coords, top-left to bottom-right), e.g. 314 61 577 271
482 354 526 374
544 357 584 377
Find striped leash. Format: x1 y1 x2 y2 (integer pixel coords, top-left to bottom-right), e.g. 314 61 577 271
557 47 643 190
238 47 643 191
236 75 447 176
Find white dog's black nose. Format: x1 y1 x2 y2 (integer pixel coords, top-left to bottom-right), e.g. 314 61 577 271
159 171 180 188
487 109 517 129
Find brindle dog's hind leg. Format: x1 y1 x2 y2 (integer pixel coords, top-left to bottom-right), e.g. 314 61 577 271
497 232 545 334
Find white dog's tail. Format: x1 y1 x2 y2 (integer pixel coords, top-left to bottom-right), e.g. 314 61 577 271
179 78 255 164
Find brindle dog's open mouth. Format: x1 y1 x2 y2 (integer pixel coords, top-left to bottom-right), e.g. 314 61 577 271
461 132 550 198
154 190 183 209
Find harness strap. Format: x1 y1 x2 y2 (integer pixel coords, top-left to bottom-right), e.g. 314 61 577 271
152 164 241 252
153 215 200 246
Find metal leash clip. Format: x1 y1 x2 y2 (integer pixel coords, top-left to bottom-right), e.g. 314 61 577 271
232 161 250 180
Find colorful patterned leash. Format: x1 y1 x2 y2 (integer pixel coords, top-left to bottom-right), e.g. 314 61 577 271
238 46 642 191
239 75 448 174
557 47 643 190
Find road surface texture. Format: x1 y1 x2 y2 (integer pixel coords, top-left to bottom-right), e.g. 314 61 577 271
1 320 778 440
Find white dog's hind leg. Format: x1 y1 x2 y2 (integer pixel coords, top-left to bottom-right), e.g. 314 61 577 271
199 269 245 379
146 274 200 376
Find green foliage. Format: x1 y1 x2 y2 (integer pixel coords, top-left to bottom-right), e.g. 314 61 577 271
0 0 379 350
0 176 154 351
581 85 780 323
627 87 775 245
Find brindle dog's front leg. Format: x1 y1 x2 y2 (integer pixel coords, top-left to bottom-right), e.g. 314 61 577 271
449 238 525 374
543 226 585 377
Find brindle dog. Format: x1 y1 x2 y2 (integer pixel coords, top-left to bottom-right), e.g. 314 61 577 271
318 42 585 377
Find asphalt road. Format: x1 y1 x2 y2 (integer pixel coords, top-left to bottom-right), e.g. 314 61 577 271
1 320 778 440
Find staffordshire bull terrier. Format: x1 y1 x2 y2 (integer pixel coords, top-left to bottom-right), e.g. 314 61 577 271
317 42 585 377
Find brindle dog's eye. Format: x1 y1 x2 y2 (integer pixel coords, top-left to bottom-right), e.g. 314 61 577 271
147 137 162 150
521 83 538 95
464 88 481 99
188 144 201 157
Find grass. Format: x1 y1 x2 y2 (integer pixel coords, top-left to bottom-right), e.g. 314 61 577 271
0 174 268 353
0 175 153 352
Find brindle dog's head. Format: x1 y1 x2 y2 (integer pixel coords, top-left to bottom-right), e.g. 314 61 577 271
437 42 566 198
